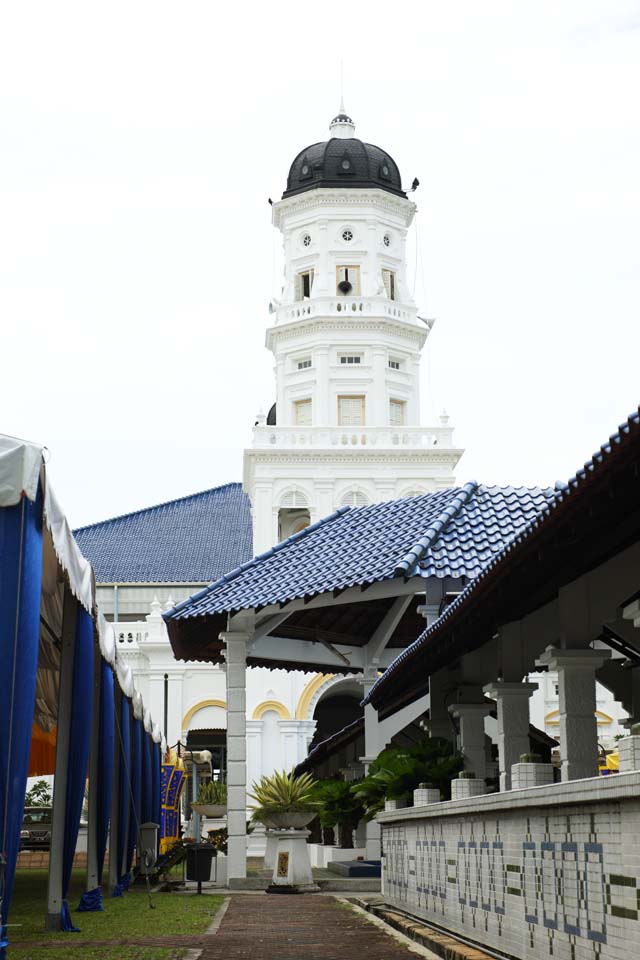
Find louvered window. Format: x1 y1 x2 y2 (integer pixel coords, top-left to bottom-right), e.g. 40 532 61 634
338 395 365 426
339 355 362 365
280 490 309 508
295 270 314 301
294 399 312 425
382 269 396 301
341 490 369 507
389 399 406 426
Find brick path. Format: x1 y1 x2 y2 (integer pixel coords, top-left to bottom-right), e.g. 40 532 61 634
199 895 422 958
11 895 424 957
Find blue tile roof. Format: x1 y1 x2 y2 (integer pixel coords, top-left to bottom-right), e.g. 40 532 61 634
74 483 253 583
165 484 556 621
364 408 640 713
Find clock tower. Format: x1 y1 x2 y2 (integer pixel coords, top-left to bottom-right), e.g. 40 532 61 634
244 106 463 554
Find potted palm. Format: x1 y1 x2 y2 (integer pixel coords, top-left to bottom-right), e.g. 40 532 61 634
249 770 318 829
191 779 227 818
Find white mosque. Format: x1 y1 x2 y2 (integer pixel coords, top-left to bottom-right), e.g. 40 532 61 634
74 105 627 799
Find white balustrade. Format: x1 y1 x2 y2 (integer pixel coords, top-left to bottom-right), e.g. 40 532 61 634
251 424 454 450
274 295 418 326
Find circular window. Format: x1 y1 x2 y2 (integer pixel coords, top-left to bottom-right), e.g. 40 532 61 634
302 233 312 247
383 233 391 247
341 159 351 170
381 164 390 176
342 229 353 242
301 164 310 175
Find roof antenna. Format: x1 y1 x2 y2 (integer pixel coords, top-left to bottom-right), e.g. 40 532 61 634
340 59 345 114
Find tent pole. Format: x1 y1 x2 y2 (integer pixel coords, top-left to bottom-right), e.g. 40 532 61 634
84 640 102 894
45 590 78 930
108 686 122 896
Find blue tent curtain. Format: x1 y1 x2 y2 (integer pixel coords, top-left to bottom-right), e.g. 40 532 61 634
78 661 114 912
113 695 131 896
126 718 142 879
60 606 94 932
152 742 161 831
0 492 43 959
141 734 152 825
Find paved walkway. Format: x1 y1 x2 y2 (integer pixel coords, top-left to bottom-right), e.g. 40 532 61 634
199 895 425 959
11 894 429 957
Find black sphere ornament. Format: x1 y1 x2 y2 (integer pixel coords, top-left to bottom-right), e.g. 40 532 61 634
338 280 353 294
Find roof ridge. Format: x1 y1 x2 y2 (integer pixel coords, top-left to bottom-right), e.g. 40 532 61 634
73 482 245 534
394 481 478 577
164 504 351 621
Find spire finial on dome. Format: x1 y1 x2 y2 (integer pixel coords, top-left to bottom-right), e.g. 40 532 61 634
329 102 356 139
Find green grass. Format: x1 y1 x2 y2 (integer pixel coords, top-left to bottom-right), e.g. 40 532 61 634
7 870 223 959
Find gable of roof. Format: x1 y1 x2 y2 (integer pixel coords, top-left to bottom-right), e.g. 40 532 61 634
74 483 253 583
165 483 556 623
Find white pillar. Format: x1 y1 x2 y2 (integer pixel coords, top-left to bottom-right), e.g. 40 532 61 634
221 623 252 880
448 703 492 780
483 680 538 791
246 719 263 790
537 647 610 782
360 672 383 860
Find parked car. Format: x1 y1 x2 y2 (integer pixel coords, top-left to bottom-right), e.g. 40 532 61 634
20 806 53 849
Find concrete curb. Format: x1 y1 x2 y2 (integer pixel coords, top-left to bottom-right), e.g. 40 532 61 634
349 899 498 960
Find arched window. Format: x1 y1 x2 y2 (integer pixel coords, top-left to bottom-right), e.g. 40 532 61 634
280 489 309 509
400 488 427 499
340 490 369 508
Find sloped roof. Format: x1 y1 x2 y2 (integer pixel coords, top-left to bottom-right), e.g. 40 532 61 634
74 483 253 583
166 483 556 623
365 408 640 718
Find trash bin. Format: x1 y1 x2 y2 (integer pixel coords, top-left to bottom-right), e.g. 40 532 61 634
186 844 215 891
139 822 159 875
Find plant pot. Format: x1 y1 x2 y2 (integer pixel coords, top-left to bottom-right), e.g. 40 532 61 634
267 811 317 830
191 803 227 818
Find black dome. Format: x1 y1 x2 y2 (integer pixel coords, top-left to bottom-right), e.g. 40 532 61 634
283 138 406 199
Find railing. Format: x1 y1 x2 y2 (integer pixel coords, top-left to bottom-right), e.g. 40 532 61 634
251 424 455 450
274 296 418 326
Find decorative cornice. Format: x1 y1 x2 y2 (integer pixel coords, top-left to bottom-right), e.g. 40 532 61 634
273 188 416 229
244 450 464 467
266 316 428 350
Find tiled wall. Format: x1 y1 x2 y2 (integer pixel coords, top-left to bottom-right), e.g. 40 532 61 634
382 796 640 960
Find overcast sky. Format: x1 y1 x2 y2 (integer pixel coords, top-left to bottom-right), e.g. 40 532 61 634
1 1 639 529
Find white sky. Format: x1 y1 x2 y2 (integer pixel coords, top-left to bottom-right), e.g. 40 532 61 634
1 1 639 528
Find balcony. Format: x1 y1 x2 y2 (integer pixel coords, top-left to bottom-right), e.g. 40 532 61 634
273 295 421 327
251 423 454 450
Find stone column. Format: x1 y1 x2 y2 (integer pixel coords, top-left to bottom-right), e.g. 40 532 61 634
360 672 384 860
483 680 538 791
448 703 492 781
221 624 252 880
371 348 387 424
427 669 455 742
537 647 610 782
